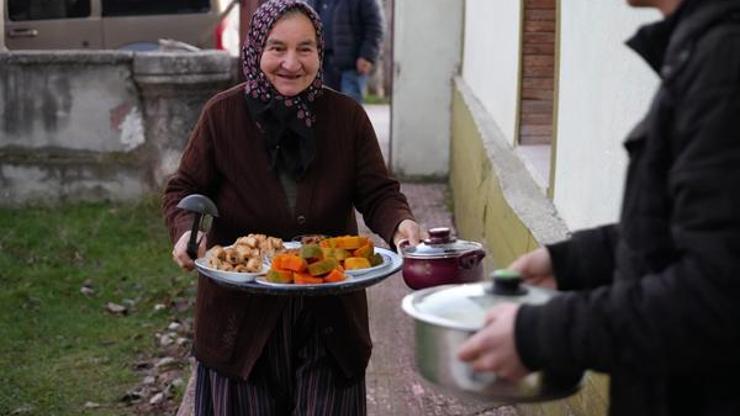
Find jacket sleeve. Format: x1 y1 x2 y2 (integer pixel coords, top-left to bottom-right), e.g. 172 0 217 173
161 105 218 244
358 0 384 64
547 224 618 290
350 105 414 246
515 34 740 376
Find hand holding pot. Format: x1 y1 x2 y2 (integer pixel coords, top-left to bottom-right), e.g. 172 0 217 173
457 303 530 381
509 247 557 290
393 219 422 248
401 269 582 403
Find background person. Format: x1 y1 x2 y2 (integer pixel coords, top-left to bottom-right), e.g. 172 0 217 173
306 0 384 102
163 1 420 414
458 0 740 415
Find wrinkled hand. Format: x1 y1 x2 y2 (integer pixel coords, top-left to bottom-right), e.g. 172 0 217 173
172 231 207 271
356 57 373 75
509 247 557 289
457 303 530 381
393 219 421 249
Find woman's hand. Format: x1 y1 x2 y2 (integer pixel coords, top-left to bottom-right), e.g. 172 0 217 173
457 303 530 381
393 219 422 248
172 231 207 271
508 247 557 289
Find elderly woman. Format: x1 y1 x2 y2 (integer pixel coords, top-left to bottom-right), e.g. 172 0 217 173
162 0 420 414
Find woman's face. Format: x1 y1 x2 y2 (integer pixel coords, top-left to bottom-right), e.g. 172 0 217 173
260 12 320 97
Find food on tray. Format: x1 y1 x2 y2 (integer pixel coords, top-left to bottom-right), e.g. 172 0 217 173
320 235 367 250
207 234 284 273
293 234 327 245
264 234 384 284
344 257 371 270
319 235 383 270
267 247 347 284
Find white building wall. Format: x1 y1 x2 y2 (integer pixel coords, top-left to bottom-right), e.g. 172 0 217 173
391 0 463 178
461 0 521 145
553 2 661 230
1 0 6 51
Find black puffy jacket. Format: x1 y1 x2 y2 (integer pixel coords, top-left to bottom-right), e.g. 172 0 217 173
515 1 740 415
308 0 384 70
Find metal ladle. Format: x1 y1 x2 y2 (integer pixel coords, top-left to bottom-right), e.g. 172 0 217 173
176 194 219 260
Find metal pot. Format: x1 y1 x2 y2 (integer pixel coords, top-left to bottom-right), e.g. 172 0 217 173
401 270 583 403
399 227 486 289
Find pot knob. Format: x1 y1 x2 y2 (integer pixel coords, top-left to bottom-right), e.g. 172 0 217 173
489 269 528 296
425 227 455 245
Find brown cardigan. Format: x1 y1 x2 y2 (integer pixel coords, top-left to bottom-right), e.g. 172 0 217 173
162 84 414 381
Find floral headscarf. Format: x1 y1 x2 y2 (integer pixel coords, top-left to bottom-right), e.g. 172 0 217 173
243 0 324 127
242 0 324 180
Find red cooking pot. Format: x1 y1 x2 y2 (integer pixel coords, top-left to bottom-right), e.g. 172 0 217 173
399 227 486 290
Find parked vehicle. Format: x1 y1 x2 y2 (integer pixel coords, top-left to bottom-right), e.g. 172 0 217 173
4 0 240 54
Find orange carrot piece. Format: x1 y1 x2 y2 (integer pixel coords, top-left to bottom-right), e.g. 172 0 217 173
324 268 346 283
352 243 374 259
278 254 307 273
294 273 324 285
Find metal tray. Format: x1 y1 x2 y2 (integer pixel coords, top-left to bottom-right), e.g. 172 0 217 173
196 247 403 295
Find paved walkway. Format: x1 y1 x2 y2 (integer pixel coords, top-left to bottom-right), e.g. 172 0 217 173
361 183 516 416
177 105 517 415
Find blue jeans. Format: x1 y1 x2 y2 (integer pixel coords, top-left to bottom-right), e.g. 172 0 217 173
340 70 368 103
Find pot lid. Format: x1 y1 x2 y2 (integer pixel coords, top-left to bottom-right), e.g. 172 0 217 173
401 270 557 331
401 227 482 259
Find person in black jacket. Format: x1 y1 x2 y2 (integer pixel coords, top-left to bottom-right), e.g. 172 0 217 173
458 0 740 415
306 0 383 102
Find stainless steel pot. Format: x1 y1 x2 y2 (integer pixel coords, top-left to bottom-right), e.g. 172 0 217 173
401 270 583 403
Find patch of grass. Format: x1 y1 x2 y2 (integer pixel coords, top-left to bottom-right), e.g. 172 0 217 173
363 94 390 105
0 198 192 415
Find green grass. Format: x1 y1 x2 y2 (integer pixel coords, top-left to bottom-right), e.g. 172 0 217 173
0 198 192 415
363 94 390 105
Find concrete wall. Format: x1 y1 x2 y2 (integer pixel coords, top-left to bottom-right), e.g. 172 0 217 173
451 76 609 416
553 2 660 230
0 51 233 206
390 0 462 179
461 0 521 146
440 2 671 415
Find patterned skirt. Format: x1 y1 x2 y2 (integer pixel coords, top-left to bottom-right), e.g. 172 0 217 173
194 296 367 416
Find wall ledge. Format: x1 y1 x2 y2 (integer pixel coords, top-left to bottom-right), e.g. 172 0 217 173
454 76 569 245
0 50 133 65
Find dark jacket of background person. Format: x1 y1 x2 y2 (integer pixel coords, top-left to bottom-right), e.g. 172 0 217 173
515 1 740 415
310 0 384 70
162 84 414 381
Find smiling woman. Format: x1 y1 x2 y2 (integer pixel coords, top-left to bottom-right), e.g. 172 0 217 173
259 11 321 97
162 0 421 414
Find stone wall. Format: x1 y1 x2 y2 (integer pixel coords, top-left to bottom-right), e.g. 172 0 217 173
0 50 235 206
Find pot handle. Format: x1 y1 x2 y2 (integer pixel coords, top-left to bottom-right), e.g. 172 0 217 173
458 249 486 270
395 238 411 253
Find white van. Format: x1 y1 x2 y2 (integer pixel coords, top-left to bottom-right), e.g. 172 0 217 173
4 0 240 53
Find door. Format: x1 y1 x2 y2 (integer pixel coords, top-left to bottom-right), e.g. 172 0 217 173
5 0 102 49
